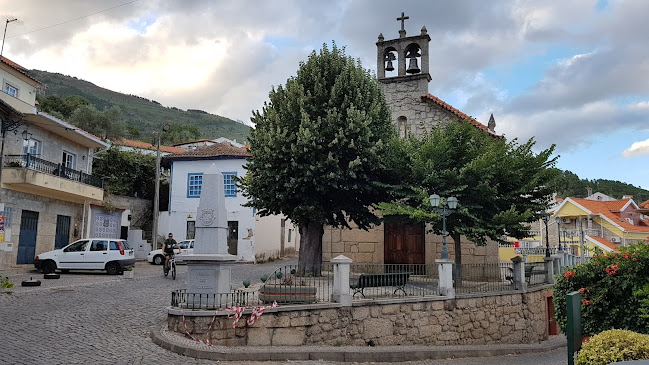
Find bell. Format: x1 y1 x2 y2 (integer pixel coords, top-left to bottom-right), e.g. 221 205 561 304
407 57 420 74
385 60 394 72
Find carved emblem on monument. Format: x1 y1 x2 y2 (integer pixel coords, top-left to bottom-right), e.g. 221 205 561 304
199 209 215 226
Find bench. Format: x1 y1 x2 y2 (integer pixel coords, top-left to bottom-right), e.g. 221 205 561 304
525 264 547 284
505 264 548 285
350 272 411 298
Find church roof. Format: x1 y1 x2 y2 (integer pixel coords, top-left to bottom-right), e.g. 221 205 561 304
420 93 499 137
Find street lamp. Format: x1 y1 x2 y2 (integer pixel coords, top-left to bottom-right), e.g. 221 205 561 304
555 217 563 252
542 216 551 258
429 194 458 260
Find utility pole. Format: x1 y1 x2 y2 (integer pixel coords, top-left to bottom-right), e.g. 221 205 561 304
1 18 18 57
152 131 161 251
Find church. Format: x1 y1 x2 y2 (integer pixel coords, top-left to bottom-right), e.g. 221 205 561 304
321 13 499 266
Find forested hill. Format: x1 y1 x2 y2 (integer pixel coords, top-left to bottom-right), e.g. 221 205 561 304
29 69 250 143
549 169 649 203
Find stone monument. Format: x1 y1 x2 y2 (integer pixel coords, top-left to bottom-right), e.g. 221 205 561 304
184 164 238 302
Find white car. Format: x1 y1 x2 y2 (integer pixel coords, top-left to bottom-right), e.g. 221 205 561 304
34 238 135 275
147 239 194 265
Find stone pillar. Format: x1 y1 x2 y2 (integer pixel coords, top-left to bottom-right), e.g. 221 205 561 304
511 256 526 291
332 255 352 306
555 250 565 272
436 259 455 298
544 257 555 285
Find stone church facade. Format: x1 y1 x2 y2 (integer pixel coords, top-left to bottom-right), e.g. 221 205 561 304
322 15 498 266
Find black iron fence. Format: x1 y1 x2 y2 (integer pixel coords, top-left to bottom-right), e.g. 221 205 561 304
258 263 334 305
4 154 103 188
171 289 255 309
350 263 440 299
454 262 516 294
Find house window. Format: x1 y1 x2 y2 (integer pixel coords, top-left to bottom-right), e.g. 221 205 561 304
62 151 76 169
3 82 18 97
223 172 237 197
22 138 41 156
186 221 195 239
1 207 14 226
187 173 203 198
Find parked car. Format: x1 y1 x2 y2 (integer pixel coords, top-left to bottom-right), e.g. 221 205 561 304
146 239 194 265
34 238 135 275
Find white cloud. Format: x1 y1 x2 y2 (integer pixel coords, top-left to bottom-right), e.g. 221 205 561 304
622 139 649 157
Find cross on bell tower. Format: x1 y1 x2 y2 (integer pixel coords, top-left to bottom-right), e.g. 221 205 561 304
397 12 409 38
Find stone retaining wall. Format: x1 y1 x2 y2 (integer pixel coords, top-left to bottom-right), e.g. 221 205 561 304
168 288 550 346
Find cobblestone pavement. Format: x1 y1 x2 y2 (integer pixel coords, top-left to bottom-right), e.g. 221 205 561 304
0 259 567 365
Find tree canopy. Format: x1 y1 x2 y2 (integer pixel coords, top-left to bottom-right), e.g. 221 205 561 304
377 121 559 267
239 43 394 271
92 147 156 200
68 104 126 139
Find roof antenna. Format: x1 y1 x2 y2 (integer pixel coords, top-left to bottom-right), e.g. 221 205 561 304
1 17 18 57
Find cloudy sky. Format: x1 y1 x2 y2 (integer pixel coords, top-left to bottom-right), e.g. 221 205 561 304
2 0 648 190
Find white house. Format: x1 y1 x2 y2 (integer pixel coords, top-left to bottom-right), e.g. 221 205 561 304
160 142 256 261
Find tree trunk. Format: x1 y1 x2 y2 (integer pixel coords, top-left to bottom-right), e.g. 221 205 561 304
298 221 324 276
452 232 462 285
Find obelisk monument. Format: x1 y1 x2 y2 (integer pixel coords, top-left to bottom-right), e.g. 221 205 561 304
184 164 238 297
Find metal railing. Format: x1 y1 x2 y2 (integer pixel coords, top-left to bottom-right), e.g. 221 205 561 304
455 262 516 293
350 263 440 299
171 289 254 309
258 263 334 305
4 154 103 188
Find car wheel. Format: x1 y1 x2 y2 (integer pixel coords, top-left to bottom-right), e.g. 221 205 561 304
41 260 56 274
153 255 164 265
60 269 70 274
106 262 120 275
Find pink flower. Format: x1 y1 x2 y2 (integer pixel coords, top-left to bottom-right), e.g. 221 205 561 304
583 300 592 306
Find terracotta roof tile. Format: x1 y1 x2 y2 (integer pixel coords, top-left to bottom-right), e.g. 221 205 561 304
172 139 212 147
420 93 499 137
163 142 251 160
571 198 649 233
0 56 42 86
587 235 619 252
112 138 185 154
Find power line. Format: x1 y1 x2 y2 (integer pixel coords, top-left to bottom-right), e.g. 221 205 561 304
8 0 139 39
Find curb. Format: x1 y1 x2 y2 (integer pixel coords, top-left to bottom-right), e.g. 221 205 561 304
151 323 567 362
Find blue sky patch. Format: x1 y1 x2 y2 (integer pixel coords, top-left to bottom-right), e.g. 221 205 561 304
127 13 158 34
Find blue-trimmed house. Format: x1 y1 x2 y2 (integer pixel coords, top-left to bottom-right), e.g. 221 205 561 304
160 142 256 261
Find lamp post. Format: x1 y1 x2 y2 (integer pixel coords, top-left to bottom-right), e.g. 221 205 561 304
151 124 169 250
429 194 458 260
555 217 563 252
542 216 550 258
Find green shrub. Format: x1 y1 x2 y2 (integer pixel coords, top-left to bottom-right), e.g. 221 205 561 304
554 243 649 335
576 329 649 365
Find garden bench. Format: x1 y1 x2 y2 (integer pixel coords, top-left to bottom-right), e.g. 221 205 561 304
505 264 547 285
350 272 411 298
524 264 547 284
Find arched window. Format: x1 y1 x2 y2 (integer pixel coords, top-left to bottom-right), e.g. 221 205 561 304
397 116 408 138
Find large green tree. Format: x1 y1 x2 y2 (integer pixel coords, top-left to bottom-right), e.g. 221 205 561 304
92 147 156 200
377 121 559 273
239 43 394 273
68 104 126 139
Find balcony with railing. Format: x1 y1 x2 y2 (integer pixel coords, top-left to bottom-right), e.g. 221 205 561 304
2 154 104 203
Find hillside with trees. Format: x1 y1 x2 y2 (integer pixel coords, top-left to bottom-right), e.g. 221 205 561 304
548 169 649 202
29 69 250 143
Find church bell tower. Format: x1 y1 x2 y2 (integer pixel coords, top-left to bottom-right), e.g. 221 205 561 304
376 12 431 94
